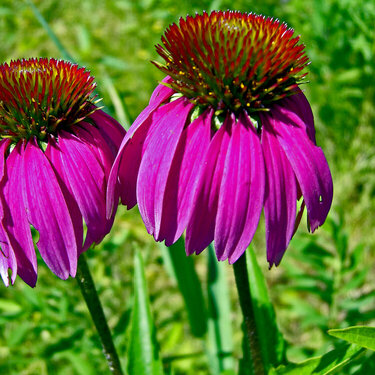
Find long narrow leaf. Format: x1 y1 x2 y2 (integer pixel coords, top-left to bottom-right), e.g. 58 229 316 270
270 344 365 375
328 326 375 351
26 0 73 61
161 238 207 337
207 244 234 374
127 250 164 375
102 73 132 128
246 248 286 369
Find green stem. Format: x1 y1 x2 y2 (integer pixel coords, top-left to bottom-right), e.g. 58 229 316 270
233 253 265 375
76 254 123 375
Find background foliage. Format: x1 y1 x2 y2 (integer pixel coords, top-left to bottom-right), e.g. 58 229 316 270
0 0 374 374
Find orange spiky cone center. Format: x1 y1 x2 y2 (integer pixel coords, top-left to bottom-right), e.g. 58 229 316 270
0 58 98 143
154 11 309 114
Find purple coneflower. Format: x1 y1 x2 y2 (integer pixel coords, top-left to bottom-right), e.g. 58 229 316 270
0 58 125 287
107 11 333 266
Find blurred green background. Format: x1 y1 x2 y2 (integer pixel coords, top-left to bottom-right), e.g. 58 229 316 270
0 0 374 374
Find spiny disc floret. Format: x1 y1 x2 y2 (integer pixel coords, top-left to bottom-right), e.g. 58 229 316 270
154 11 309 113
0 58 98 143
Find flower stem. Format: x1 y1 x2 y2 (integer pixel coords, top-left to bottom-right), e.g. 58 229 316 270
76 253 123 375
233 253 265 375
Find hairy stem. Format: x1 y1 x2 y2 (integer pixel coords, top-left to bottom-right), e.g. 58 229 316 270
76 253 123 375
233 253 265 375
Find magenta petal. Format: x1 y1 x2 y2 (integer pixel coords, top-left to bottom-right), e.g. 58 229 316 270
52 131 108 249
262 120 297 266
22 137 78 279
158 109 213 245
45 138 85 253
0 143 22 285
88 108 126 154
0 242 17 286
2 143 37 286
264 105 333 232
72 124 118 241
137 98 194 239
106 80 174 217
0 139 10 181
112 118 152 210
284 90 316 143
185 114 233 255
0 139 11 259
149 76 174 106
74 123 115 184
215 112 265 264
0 216 17 286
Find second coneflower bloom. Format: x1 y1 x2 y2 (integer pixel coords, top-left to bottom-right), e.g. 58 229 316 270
0 58 125 287
108 11 333 265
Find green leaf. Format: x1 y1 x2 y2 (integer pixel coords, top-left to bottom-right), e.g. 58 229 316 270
127 250 164 375
0 298 22 315
55 351 97 375
206 245 234 373
270 344 365 375
328 326 375 351
161 238 207 337
43 329 85 357
102 72 133 127
26 0 73 61
246 249 286 369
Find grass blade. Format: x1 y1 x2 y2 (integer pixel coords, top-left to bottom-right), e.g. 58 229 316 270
26 0 73 61
161 238 207 337
329 326 375 351
270 344 365 375
246 248 286 369
127 250 163 375
206 244 234 373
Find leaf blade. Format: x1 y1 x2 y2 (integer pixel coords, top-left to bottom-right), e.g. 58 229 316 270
246 249 286 369
328 326 375 351
206 245 234 373
271 344 365 375
162 238 207 337
127 250 164 375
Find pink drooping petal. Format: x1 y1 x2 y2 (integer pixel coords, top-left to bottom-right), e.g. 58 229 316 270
2 142 37 286
88 108 126 154
72 123 119 241
285 90 316 143
185 114 233 255
158 109 213 245
106 80 174 217
137 97 194 238
265 104 333 232
0 239 17 286
215 112 265 264
50 131 109 249
74 123 115 184
149 76 174 106
0 139 11 258
0 140 18 286
262 118 297 266
0 139 10 182
45 139 85 256
21 137 78 279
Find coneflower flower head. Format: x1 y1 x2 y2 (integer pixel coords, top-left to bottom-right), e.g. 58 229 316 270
107 11 333 267
153 11 308 113
0 58 125 287
0 58 99 143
